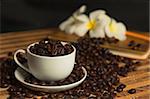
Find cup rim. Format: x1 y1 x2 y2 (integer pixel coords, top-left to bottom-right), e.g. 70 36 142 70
27 42 76 59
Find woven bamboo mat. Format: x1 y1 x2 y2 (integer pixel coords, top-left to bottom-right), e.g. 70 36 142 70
0 28 150 99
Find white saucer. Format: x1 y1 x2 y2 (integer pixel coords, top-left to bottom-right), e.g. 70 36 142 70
14 67 87 93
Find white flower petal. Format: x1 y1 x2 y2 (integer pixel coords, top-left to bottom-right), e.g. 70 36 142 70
59 17 74 31
97 14 111 26
115 33 126 41
89 24 105 38
89 10 106 20
104 19 117 37
117 22 126 35
89 29 105 38
73 5 87 16
105 26 113 38
104 19 127 41
89 14 111 38
111 19 117 25
78 5 87 14
75 14 89 22
115 22 127 41
65 25 76 34
74 23 89 36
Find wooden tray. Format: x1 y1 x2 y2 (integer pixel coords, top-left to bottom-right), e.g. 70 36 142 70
0 28 150 99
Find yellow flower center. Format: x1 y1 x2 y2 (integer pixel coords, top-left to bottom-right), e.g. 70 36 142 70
109 22 117 32
86 20 96 30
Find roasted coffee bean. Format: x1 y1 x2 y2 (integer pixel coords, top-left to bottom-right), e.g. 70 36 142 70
25 93 34 98
128 40 135 47
136 43 141 47
102 91 111 99
40 96 46 99
8 52 13 56
117 67 128 77
6 75 11 80
128 89 136 94
8 87 15 92
116 87 123 92
1 83 9 88
118 83 126 89
32 96 38 99
64 44 74 54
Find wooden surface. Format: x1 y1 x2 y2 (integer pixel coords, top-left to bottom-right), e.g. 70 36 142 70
0 28 150 99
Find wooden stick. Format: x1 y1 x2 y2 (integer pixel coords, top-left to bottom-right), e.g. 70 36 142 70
126 31 149 41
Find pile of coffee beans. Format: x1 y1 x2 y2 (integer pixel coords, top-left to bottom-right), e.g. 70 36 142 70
30 38 74 56
0 37 140 99
0 58 15 88
24 65 84 86
73 37 139 98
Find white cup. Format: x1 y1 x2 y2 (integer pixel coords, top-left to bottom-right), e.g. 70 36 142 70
14 42 76 81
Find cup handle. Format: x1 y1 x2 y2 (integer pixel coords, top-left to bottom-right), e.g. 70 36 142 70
14 49 31 74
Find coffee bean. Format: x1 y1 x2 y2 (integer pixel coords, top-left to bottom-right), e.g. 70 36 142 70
32 96 38 99
136 43 141 47
128 89 136 94
6 75 10 80
128 40 135 47
8 52 13 56
64 44 74 54
118 83 126 89
22 93 26 96
25 93 34 98
1 83 9 88
116 87 123 92
117 67 128 77
40 96 46 99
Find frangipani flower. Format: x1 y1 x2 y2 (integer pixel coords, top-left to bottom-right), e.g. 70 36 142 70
105 19 126 41
88 10 111 38
59 5 127 41
60 9 111 37
74 10 111 38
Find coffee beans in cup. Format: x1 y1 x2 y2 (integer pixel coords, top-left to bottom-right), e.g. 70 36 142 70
29 38 74 57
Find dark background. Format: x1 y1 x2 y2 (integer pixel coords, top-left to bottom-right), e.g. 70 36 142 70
1 0 149 33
